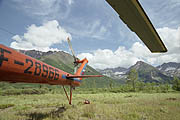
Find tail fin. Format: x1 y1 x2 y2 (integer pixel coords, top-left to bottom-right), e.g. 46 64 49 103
66 58 103 80
75 58 88 80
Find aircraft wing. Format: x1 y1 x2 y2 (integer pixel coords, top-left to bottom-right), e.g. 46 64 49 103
106 0 167 53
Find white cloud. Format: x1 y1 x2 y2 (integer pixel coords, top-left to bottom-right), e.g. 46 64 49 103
139 0 180 28
77 27 180 69
67 20 109 40
11 0 112 41
158 27 180 53
77 47 140 69
12 0 73 20
10 20 71 52
67 0 74 5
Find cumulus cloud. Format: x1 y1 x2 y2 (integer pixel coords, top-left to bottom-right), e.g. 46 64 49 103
77 46 142 69
158 27 180 53
10 20 71 52
77 27 180 69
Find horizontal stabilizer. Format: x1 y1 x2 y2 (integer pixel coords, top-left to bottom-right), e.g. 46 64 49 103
66 75 103 78
106 0 167 53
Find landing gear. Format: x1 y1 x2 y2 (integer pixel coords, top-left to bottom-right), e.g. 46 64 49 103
63 85 75 105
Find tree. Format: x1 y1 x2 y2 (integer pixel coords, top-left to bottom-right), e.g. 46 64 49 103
127 68 138 92
172 76 180 91
109 79 114 89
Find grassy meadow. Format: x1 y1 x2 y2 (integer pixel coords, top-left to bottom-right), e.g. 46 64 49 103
0 91 180 120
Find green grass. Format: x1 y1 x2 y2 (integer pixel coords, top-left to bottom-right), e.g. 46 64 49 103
0 92 180 120
0 104 14 109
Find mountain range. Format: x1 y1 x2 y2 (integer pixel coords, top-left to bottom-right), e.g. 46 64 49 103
157 62 180 77
99 61 180 83
20 50 180 85
20 50 117 88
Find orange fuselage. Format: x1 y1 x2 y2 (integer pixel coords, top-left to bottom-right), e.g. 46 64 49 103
0 44 81 86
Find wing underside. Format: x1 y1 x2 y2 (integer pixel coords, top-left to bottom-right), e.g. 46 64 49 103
106 0 167 53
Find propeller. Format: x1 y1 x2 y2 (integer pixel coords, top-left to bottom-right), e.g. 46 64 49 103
67 37 79 73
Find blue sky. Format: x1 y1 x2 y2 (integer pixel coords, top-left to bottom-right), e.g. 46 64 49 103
0 0 180 69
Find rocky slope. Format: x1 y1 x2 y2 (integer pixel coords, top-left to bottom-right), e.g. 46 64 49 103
98 67 128 79
129 61 172 83
99 61 175 83
157 62 180 77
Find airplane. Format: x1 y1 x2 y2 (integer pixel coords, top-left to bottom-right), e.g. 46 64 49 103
0 0 167 105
